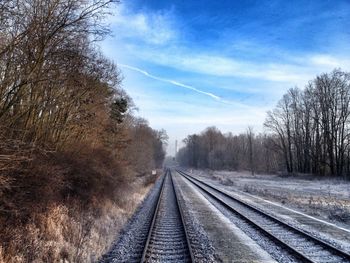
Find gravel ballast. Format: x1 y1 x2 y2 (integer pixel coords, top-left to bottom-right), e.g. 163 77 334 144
192 170 350 253
174 172 277 263
180 174 301 263
172 173 218 262
99 175 164 263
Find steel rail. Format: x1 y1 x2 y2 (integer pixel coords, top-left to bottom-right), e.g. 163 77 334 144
170 170 195 262
177 169 350 263
140 169 192 263
140 171 167 263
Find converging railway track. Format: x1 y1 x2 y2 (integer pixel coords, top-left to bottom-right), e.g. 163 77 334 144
141 170 193 262
177 169 350 263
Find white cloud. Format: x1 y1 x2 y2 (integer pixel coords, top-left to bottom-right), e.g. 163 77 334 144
120 64 222 100
309 54 350 69
125 46 318 84
105 5 350 86
125 43 350 88
119 63 271 109
107 6 177 45
102 5 350 156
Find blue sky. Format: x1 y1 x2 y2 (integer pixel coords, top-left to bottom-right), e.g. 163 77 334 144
100 0 350 155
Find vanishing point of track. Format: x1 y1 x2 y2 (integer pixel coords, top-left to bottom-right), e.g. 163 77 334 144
141 170 193 262
177 169 350 263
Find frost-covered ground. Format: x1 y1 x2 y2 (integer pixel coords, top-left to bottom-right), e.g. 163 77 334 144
191 169 350 228
173 172 279 263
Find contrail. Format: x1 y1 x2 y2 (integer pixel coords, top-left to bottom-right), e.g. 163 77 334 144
119 64 222 101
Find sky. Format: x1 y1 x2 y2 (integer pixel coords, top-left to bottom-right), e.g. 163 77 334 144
100 0 350 155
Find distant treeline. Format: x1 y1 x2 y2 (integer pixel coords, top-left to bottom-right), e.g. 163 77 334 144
177 70 350 178
176 126 278 174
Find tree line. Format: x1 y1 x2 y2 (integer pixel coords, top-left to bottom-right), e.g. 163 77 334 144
0 0 166 170
176 126 279 174
0 1 167 261
177 69 350 178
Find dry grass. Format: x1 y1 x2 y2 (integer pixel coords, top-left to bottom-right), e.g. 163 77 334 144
201 169 350 225
0 144 153 263
205 170 236 187
0 196 148 263
242 184 350 224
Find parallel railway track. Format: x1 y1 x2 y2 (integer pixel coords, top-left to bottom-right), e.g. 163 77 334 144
177 169 350 263
141 170 193 262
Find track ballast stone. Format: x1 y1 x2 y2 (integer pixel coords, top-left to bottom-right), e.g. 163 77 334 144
143 173 191 262
181 171 350 263
172 173 218 262
99 175 164 263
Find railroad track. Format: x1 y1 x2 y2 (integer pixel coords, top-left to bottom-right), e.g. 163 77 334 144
177 169 350 263
141 170 193 262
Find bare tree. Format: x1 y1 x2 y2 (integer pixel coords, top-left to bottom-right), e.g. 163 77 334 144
179 70 350 178
246 126 255 175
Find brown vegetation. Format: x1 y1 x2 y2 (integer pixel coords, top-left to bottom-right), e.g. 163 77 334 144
0 0 166 262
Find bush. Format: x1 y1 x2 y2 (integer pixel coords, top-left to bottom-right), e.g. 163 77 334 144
0 143 136 262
